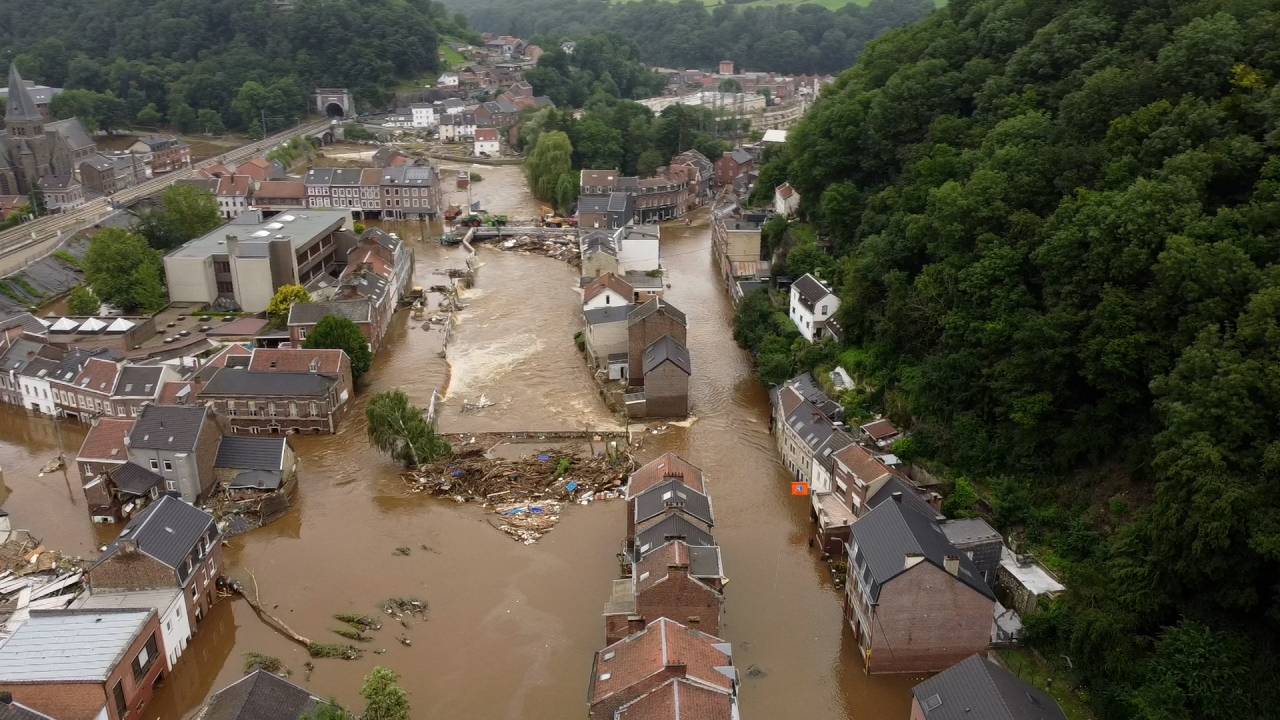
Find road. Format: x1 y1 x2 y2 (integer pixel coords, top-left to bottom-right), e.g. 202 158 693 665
0 119 332 275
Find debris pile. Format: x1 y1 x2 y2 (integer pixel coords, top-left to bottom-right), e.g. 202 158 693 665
489 235 580 265
382 597 429 622
401 448 632 543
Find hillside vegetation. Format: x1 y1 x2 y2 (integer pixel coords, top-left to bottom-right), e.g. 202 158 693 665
0 0 474 131
756 0 1280 716
458 0 934 75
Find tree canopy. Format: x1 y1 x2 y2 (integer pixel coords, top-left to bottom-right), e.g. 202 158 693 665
365 390 450 469
462 0 934 75
755 0 1280 715
525 130 576 213
0 0 475 131
82 228 167 314
360 667 410 720
525 34 665 108
133 185 221 251
303 315 372 380
267 285 311 328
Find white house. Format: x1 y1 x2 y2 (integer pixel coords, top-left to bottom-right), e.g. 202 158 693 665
382 108 414 128
410 103 437 129
582 273 633 310
438 72 460 87
474 127 500 156
774 182 800 217
439 114 477 143
789 273 840 342
18 365 55 415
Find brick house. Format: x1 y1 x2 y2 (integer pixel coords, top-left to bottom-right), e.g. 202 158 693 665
604 540 725 644
812 442 933 555
910 654 1067 720
251 180 307 212
636 335 691 418
286 299 377 351
588 617 737 720
627 477 713 550
625 453 706 500
770 373 844 484
125 405 223 503
844 496 996 674
128 135 191 174
89 495 224 629
196 348 353 435
613 678 737 720
626 299 686 384
77 417 136 522
714 148 754 187
0 609 165 720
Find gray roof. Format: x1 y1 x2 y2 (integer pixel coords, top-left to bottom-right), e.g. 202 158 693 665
792 273 834 308
128 404 209 452
868 474 941 520
331 168 364 186
115 365 164 397
100 495 216 574
0 700 55 720
169 210 348 260
109 462 164 497
216 436 287 471
0 336 45 372
629 297 686 326
70 589 182 616
850 498 994 602
0 609 154 682
5 64 42 123
47 118 93 151
577 195 610 213
813 429 856 473
228 469 282 491
304 168 335 185
635 479 712 525
912 655 1067 720
643 335 690 375
199 368 336 398
785 398 836 453
940 518 1002 548
0 313 47 335
201 669 322 720
728 148 752 165
621 271 664 289
286 299 372 326
585 304 634 326
379 165 438 187
634 515 714 559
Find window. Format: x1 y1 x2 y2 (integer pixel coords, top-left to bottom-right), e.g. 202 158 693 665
166 480 178 492
149 458 159 470
132 633 158 681
163 460 173 472
113 681 127 717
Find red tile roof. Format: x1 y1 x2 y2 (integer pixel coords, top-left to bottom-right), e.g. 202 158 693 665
626 453 706 499
475 128 499 141
205 344 253 368
76 417 135 463
255 180 306 199
158 381 194 404
74 357 120 394
217 174 253 197
861 418 900 441
249 348 345 375
589 618 733 709
615 678 734 720
584 273 634 305
831 443 901 485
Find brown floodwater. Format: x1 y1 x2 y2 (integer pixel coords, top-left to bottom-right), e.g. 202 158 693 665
0 163 919 719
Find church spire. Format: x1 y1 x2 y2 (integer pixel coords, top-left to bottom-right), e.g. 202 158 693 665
6 63 44 124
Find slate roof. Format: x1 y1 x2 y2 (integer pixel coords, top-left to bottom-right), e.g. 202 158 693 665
304 168 335 186
813 429 856 473
867 474 941 521
911 655 1066 720
128 405 210 452
635 479 713 526
643 335 691 376
589 618 734 709
76 417 135 463
248 348 345 375
0 699 56 720
635 515 715 559
199 669 322 720
330 168 364 186
850 497 993 603
109 462 164 497
576 195 611 213
0 609 154 682
98 495 216 574
0 313 48 335
114 365 164 397
629 298 686 327
199 368 336 398
792 273 834 308
585 305 634 326
5 64 42 122
286 299 372 326
940 518 1003 548
215 436 287 471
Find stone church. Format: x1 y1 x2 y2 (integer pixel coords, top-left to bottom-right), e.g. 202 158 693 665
0 64 95 198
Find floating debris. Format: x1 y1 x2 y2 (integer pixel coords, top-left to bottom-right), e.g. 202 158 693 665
382 597 429 621
393 547 412 556
308 643 363 660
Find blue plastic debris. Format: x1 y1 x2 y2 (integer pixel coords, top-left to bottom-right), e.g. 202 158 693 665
450 469 464 478
565 481 579 492
503 507 527 516
529 506 545 514
537 454 552 462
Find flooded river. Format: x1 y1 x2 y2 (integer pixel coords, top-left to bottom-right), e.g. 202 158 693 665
0 163 917 719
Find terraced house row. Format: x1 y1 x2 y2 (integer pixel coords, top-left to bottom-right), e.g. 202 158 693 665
587 452 739 720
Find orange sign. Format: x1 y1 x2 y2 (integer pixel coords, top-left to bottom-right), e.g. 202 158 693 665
791 482 810 496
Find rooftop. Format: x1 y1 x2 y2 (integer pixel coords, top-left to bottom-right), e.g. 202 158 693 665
627 453 706 499
912 654 1067 720
0 609 154 682
851 498 994 602
614 677 735 720
200 669 323 720
128 404 209 452
590 618 734 708
98 495 216 573
199 368 337 398
635 515 715 559
634 478 712 526
76 417 135 463
168 210 348 259
215 436 288 471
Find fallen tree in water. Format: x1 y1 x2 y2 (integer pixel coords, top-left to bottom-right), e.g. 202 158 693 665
401 446 633 543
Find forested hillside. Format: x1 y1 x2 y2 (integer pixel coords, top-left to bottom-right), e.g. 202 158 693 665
456 0 934 74
0 0 473 132
756 0 1280 716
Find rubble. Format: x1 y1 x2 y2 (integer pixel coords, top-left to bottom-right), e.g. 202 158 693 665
481 234 580 265
401 447 633 543
382 597 429 621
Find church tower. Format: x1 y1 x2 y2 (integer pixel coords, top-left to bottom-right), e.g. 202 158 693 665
5 64 45 140
5 63 53 195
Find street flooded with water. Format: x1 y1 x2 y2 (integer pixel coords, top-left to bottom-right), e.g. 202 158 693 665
0 163 918 719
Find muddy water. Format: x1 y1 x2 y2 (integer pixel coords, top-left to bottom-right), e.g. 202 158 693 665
0 163 916 719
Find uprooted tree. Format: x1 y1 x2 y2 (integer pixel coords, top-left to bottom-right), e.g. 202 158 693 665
366 390 450 468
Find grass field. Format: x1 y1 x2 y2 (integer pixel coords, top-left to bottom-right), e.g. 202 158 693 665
996 649 1095 720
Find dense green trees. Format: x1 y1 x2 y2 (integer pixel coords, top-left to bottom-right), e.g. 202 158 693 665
462 0 934 75
755 0 1280 714
82 229 168 314
267 284 311 328
0 0 472 131
66 286 100 316
525 34 665 107
525 130 576 212
134 185 221 251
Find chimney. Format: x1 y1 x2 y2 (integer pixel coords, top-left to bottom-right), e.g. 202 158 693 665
119 537 139 554
891 491 903 503
903 552 924 569
0 691 11 704
944 555 960 576
627 616 645 634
